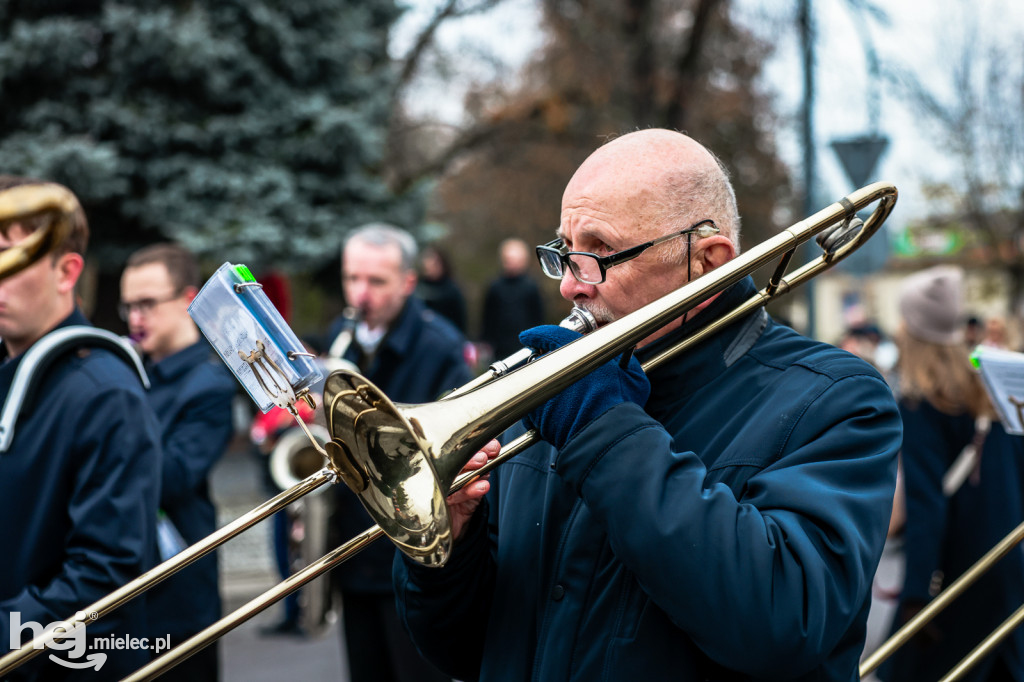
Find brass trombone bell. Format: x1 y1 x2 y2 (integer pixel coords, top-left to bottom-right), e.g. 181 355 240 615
0 183 80 280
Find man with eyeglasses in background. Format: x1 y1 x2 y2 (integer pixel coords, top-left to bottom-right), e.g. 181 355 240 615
120 242 236 681
394 129 902 680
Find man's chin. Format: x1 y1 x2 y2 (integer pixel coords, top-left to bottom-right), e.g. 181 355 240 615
129 333 151 353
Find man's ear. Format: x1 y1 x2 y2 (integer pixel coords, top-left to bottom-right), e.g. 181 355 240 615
182 285 200 305
689 236 736 280
688 237 737 314
402 270 418 297
55 252 84 295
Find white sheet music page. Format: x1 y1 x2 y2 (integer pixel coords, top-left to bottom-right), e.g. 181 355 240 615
972 346 1024 436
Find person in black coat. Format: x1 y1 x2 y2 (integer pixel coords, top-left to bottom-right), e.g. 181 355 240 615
415 245 467 334
393 129 901 681
480 238 545 359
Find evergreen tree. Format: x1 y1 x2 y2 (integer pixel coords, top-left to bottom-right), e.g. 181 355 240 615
0 0 422 274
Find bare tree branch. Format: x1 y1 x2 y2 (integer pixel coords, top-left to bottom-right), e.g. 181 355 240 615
663 0 724 126
395 0 461 96
394 0 507 97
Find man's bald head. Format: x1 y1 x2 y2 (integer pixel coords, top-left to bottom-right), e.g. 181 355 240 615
554 129 741 344
564 129 741 254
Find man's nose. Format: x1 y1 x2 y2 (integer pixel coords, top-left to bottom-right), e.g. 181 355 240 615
127 308 146 326
346 283 370 308
559 270 595 301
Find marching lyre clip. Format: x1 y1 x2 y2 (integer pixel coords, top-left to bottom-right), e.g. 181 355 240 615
238 339 297 410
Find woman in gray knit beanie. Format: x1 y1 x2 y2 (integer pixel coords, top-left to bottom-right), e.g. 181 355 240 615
895 265 986 413
879 266 1024 682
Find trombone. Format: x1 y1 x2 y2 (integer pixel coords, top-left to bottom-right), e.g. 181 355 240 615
0 182 80 280
859 519 1024 680
1 182 899 679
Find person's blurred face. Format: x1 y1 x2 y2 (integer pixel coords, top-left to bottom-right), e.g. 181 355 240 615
421 249 444 281
342 239 416 331
120 262 194 361
985 317 1008 347
501 241 529 276
0 223 81 358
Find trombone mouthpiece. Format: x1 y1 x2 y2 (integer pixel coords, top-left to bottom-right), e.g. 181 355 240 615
342 306 363 326
563 306 598 334
487 306 599 378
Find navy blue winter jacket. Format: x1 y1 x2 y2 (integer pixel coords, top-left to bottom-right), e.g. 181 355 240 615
395 277 902 681
144 339 237 643
331 296 475 594
0 310 161 680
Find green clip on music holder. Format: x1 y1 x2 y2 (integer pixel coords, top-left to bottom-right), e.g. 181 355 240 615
188 263 323 413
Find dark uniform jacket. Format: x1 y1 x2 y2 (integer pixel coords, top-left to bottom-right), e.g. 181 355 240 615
395 277 903 681
330 296 474 594
144 340 237 643
0 310 161 681
881 401 1024 681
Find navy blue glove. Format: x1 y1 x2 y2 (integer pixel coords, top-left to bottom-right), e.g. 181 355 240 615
520 325 650 450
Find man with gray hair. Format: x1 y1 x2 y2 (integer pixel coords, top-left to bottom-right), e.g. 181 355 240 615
327 222 473 682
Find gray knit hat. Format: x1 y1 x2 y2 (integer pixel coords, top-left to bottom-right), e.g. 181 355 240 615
899 265 964 345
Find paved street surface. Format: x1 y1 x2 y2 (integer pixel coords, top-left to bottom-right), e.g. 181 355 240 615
209 443 348 681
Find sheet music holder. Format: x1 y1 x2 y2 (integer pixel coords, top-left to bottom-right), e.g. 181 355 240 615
188 263 323 413
971 345 1024 436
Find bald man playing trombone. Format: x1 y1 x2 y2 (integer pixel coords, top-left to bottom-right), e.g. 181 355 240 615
393 129 902 681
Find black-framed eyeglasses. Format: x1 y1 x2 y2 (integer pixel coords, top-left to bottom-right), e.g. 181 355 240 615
118 292 181 321
535 219 719 285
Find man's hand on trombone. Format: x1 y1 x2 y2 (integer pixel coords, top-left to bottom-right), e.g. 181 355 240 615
448 438 501 541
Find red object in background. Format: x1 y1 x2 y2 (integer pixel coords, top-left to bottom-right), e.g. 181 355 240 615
258 271 292 324
249 399 316 448
462 341 479 370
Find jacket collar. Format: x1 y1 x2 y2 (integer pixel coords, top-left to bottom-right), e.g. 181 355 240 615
374 296 425 360
638 276 764 404
145 339 210 384
0 308 92 392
